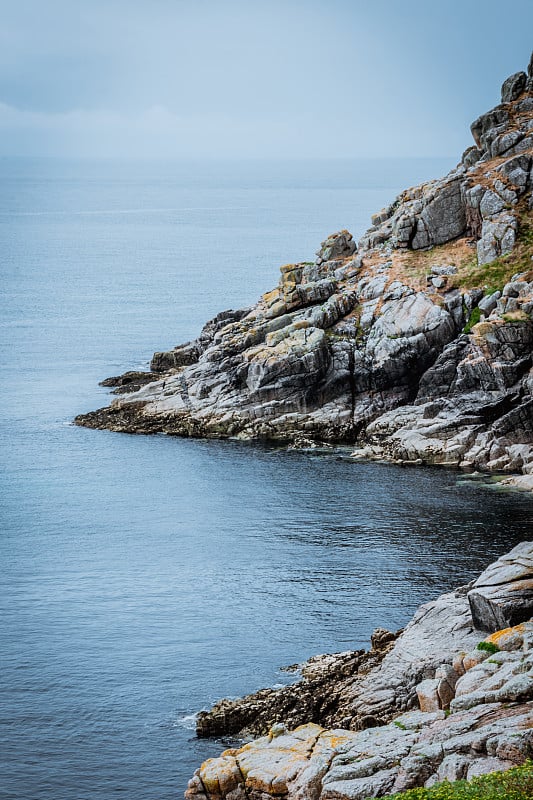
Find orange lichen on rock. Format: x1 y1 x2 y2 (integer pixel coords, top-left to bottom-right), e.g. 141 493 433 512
486 623 527 651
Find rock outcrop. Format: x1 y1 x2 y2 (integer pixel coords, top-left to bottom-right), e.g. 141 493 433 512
75 55 533 477
468 545 533 631
76 56 533 476
185 543 533 800
195 630 399 740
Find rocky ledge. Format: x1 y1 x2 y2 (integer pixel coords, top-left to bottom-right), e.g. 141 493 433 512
185 542 533 800
76 55 533 476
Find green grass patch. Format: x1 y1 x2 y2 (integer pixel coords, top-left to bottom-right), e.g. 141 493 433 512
518 218 533 248
456 210 533 293
502 310 530 323
462 212 533 292
385 759 533 799
476 640 500 654
463 306 481 334
393 720 408 730
456 256 514 294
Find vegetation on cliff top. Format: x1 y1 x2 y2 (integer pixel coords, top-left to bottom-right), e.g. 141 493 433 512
392 205 533 297
386 761 533 800
456 217 533 294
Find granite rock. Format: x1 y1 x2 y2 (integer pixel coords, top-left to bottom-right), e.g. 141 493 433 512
76 55 533 477
185 547 533 800
501 71 527 103
468 542 533 631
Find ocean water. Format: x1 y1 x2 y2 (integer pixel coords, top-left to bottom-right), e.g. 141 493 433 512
1 157 532 800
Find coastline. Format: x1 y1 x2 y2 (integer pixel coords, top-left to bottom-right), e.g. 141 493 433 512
66 55 533 797
76 55 533 480
185 543 533 799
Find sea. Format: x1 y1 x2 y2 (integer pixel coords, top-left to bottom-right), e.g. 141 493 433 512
1 157 532 800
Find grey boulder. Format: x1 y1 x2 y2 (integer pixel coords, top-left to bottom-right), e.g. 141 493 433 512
468 542 533 631
501 71 527 103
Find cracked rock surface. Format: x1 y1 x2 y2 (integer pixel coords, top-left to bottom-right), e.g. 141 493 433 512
185 543 533 800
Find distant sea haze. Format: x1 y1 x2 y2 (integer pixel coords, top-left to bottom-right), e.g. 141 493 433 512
2 156 532 799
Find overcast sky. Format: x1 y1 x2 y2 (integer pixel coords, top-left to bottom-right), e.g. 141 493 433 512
1 0 532 158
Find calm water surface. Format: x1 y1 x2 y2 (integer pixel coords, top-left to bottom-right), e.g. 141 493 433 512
1 158 532 800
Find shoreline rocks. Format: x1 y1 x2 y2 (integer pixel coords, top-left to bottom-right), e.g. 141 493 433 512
196 630 399 740
75 54 533 479
185 543 533 800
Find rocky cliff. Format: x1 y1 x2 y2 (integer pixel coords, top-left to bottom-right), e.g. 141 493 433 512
185 542 533 800
76 56 533 475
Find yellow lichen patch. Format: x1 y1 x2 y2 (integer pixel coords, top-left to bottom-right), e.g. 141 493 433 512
319 732 356 750
245 752 307 793
279 263 304 292
211 757 243 794
265 299 289 319
486 623 526 649
221 747 240 757
262 288 281 306
237 737 269 757
199 756 226 793
233 725 324 795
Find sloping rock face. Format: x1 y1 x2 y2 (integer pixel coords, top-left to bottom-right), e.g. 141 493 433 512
76 55 533 475
468 543 533 630
185 544 533 800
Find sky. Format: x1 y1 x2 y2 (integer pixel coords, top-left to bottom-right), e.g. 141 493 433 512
1 0 532 159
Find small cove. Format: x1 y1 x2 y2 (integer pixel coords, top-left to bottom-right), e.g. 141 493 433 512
1 157 532 799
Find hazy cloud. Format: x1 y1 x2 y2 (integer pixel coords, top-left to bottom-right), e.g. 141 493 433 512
1 0 532 158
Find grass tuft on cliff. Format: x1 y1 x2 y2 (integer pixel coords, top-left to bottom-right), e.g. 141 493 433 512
385 761 533 800
462 306 481 334
395 204 533 296
456 212 533 294
475 640 499 654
